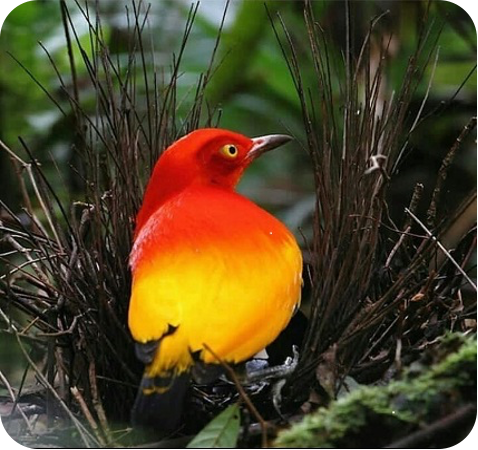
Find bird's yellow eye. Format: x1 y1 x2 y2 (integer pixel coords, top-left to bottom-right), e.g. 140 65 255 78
219 144 239 159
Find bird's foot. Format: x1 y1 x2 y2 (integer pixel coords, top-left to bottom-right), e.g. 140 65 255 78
244 346 299 416
244 345 299 384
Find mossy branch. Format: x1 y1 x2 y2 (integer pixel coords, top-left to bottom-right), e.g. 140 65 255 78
274 333 477 448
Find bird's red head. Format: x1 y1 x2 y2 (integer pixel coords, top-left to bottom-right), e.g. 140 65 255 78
134 128 292 237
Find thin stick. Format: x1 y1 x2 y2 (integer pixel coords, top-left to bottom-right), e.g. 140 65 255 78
60 0 80 105
202 343 270 448
405 208 477 291
385 226 410 269
427 116 477 226
0 138 27 165
0 370 33 432
71 386 106 446
15 334 97 447
0 138 64 251
393 34 442 173
385 183 424 268
87 356 112 444
36 313 82 337
4 235 54 288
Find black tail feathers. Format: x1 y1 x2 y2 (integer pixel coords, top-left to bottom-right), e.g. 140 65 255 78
131 372 190 433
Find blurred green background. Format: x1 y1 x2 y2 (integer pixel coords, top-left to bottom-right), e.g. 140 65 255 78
0 0 476 392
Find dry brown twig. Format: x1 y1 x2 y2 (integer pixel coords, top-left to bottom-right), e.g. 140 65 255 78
405 207 477 291
268 1 476 413
14 334 98 447
203 343 270 449
427 116 477 227
0 370 33 433
70 386 106 447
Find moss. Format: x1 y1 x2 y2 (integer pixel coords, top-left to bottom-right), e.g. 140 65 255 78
274 333 476 448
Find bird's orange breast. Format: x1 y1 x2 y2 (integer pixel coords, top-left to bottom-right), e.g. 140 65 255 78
128 185 302 377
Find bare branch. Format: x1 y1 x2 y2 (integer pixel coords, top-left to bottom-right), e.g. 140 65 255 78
405 207 477 291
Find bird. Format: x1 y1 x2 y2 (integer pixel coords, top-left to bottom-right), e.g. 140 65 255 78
128 128 302 432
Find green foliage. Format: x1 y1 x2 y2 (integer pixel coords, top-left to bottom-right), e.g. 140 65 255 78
186 403 241 449
0 1 62 143
274 333 477 448
204 1 288 107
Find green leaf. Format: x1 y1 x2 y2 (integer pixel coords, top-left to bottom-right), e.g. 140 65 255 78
186 403 241 449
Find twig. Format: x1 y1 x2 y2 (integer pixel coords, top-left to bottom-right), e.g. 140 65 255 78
87 355 112 444
385 183 424 268
18 138 66 252
409 47 440 136
14 334 97 448
71 386 106 447
36 313 82 337
202 343 270 448
60 0 80 105
3 235 54 288
385 226 410 269
427 116 477 227
405 208 477 291
0 138 27 165
0 138 64 251
393 35 442 173
0 307 20 333
0 370 33 432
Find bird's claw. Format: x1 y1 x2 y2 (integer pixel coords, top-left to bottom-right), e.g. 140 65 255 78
245 345 299 383
241 343 300 414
